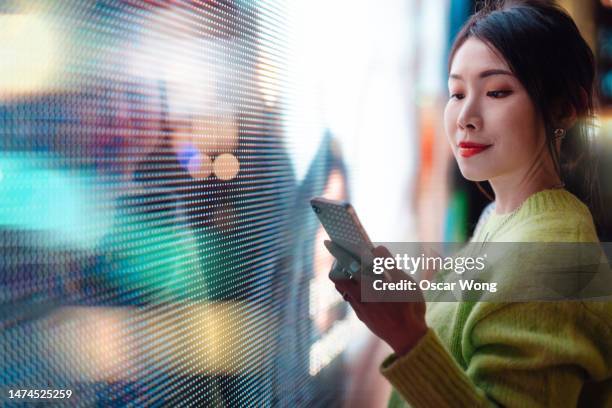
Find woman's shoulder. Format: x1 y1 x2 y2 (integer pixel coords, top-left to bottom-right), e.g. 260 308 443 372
512 189 598 242
478 189 599 243
467 300 612 344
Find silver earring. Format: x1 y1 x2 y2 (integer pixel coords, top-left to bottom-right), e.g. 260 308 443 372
554 128 566 139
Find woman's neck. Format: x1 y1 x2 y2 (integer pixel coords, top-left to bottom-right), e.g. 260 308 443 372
489 173 564 215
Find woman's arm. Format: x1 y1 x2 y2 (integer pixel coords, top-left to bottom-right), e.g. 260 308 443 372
381 301 612 407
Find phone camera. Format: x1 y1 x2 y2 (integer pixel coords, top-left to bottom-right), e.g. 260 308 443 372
312 205 321 214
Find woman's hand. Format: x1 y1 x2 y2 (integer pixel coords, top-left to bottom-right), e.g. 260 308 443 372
324 240 428 356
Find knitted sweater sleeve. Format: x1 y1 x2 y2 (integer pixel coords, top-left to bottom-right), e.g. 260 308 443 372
380 301 612 407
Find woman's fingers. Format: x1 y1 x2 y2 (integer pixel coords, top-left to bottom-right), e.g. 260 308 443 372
334 278 361 302
372 245 409 282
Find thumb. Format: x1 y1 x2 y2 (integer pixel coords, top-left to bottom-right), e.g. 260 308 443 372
372 245 392 259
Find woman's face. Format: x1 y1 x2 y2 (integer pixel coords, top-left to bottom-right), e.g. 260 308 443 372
444 37 546 183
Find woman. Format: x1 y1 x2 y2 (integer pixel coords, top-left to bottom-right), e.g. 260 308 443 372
325 1 612 406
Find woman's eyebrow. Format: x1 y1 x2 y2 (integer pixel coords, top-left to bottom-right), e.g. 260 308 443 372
449 69 514 80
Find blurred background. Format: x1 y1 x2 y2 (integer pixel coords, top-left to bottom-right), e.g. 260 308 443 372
0 0 611 406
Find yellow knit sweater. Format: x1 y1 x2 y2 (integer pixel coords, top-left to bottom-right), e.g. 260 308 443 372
381 189 612 407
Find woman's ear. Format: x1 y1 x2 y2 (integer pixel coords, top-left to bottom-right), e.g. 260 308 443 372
560 104 577 130
554 87 588 130
561 87 588 129
553 100 576 131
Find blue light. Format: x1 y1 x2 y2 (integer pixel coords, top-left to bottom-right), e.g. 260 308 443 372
0 154 112 249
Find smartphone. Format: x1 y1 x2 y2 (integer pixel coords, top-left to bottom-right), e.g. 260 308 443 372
310 197 374 260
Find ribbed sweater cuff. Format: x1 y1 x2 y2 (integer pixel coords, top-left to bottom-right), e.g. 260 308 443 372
380 328 490 408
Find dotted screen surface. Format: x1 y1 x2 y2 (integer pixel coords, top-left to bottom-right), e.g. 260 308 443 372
0 1 347 406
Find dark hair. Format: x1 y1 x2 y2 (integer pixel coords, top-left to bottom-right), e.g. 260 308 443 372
449 0 605 232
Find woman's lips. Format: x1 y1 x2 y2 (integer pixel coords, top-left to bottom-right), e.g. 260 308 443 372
458 142 492 158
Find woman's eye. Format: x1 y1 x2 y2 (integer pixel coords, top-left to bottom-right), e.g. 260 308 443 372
487 90 512 98
449 93 464 100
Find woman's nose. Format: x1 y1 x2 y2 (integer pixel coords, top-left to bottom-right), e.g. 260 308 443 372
457 99 483 131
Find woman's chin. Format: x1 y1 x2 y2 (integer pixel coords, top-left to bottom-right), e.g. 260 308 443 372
458 166 489 182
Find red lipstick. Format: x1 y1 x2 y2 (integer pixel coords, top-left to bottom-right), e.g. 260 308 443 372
458 141 492 158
